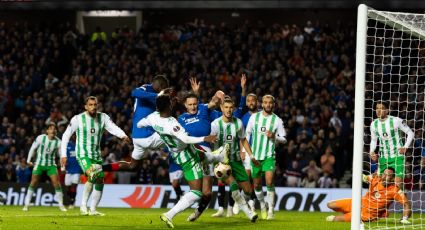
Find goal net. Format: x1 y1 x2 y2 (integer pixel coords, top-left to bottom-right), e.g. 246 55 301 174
353 4 425 230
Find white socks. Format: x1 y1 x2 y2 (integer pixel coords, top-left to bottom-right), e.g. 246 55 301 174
267 191 275 212
165 191 201 220
255 189 266 208
81 182 93 208
231 190 252 218
56 191 64 206
24 188 34 206
90 189 103 212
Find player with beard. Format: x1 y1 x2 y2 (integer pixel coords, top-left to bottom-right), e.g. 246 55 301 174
246 95 287 220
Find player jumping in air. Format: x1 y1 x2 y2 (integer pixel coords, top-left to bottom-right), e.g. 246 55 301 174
137 91 226 228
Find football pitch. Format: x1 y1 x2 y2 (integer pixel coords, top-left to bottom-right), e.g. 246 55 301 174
0 206 422 230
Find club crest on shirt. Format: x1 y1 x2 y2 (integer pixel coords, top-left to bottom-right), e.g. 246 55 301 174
260 127 266 132
374 192 381 199
90 128 95 134
173 126 180 132
46 148 51 153
382 132 390 140
226 135 233 141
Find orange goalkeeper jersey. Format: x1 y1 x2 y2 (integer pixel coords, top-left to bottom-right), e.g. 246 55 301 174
361 175 408 220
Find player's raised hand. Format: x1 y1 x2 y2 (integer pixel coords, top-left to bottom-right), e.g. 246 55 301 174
204 135 217 143
214 90 225 103
27 162 34 167
189 77 201 95
399 147 407 154
240 73 247 96
370 152 378 161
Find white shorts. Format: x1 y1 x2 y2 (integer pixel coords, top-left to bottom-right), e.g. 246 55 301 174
65 173 81 186
132 133 165 160
169 170 183 183
242 149 252 170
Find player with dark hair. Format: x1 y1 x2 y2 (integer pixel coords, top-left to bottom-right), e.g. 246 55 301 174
23 123 67 212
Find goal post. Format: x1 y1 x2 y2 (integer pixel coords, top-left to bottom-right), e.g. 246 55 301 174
353 4 425 230
352 4 368 230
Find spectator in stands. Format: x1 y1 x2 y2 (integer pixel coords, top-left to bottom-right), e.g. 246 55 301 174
318 172 335 188
302 160 322 181
285 160 302 187
301 173 317 188
138 160 153 184
45 107 68 126
321 145 336 174
16 158 31 183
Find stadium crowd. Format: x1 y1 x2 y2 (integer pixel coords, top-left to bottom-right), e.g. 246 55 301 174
0 18 359 188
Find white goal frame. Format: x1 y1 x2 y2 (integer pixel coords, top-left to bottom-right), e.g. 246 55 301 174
353 4 425 230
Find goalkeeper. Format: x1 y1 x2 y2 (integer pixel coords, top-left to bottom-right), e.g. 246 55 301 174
369 101 414 186
326 168 411 223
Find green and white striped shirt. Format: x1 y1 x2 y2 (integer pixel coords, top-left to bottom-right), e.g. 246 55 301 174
27 134 61 166
137 112 205 165
370 116 414 158
61 112 127 161
211 117 245 162
246 112 286 160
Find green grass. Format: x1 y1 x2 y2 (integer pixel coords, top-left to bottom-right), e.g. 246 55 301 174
0 206 423 230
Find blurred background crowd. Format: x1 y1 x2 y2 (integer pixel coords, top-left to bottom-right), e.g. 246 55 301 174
0 18 364 188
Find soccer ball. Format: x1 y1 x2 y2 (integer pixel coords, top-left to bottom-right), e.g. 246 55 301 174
214 162 232 179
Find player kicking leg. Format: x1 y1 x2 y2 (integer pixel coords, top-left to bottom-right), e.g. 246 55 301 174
215 163 258 222
187 144 230 221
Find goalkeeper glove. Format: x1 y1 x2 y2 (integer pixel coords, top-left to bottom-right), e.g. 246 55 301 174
362 174 369 183
400 216 410 224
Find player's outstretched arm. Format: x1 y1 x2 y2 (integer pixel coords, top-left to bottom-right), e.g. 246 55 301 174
398 118 414 154
104 114 127 139
60 116 78 167
132 86 158 104
27 136 41 167
240 73 247 97
233 74 247 118
189 77 201 96
207 91 224 109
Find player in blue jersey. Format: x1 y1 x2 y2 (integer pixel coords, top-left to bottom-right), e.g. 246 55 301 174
184 75 248 221
102 75 169 172
64 137 83 209
167 150 184 201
